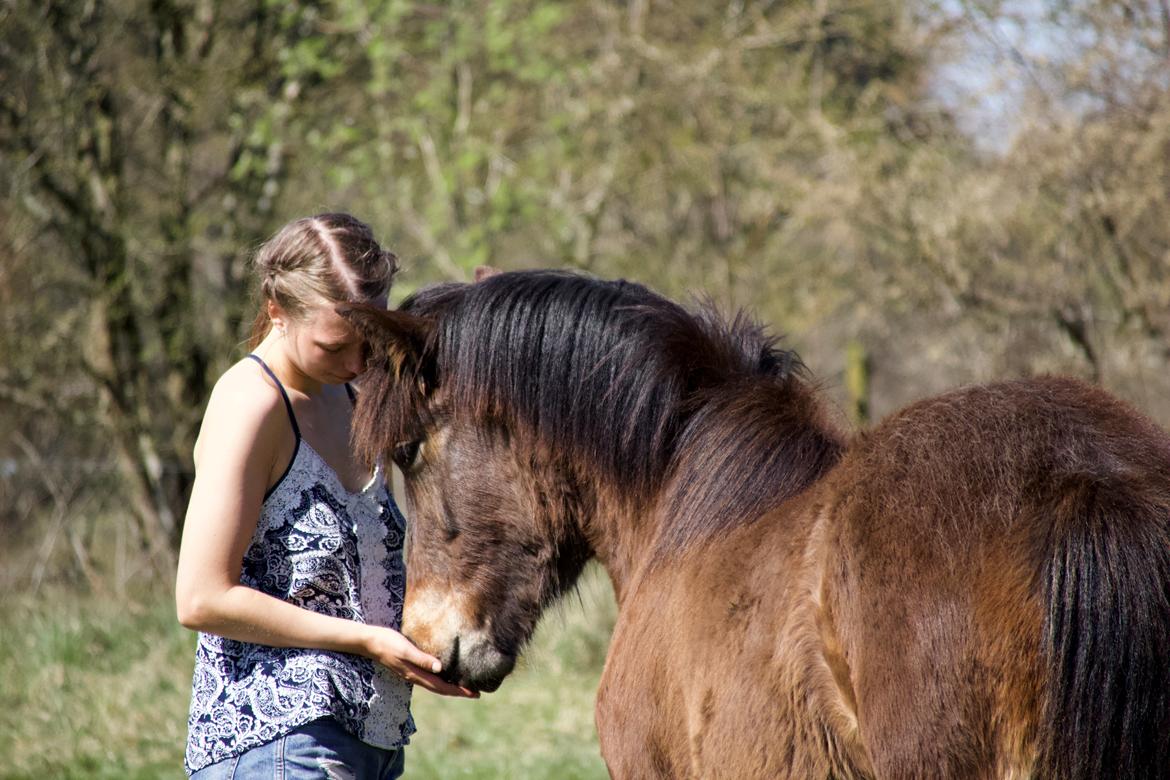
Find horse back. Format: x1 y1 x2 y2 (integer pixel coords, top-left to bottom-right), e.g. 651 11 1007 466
824 376 1170 778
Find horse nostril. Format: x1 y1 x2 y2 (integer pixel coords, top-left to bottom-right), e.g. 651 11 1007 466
440 635 462 686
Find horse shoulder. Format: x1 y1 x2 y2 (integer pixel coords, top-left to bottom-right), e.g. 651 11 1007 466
598 494 875 779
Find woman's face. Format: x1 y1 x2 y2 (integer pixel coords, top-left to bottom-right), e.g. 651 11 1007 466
281 303 368 385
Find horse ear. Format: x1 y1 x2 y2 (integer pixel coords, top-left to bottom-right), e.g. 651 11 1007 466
474 265 502 282
339 304 431 378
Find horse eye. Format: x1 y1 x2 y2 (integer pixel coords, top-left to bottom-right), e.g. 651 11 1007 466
392 440 422 471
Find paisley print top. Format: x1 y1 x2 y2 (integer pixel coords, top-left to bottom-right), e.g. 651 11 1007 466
184 356 415 775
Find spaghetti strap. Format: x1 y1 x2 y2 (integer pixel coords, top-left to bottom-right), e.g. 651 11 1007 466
345 383 357 404
246 354 301 441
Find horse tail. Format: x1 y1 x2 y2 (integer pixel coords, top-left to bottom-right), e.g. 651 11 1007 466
1037 476 1170 779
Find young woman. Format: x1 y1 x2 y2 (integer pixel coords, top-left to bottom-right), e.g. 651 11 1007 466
176 214 476 779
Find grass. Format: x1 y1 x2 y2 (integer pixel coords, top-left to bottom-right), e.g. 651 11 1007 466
0 565 616 779
0 586 192 779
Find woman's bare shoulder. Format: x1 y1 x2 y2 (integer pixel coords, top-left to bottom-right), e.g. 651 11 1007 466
194 358 291 462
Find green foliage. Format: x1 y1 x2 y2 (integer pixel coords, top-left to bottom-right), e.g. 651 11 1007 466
1 0 936 572
278 0 930 323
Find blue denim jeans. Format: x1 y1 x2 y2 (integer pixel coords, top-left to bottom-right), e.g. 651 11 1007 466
190 718 405 780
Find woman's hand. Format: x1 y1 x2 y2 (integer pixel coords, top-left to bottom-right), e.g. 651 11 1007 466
363 625 480 699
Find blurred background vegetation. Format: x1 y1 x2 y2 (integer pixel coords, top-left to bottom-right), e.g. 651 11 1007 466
1 0 1168 776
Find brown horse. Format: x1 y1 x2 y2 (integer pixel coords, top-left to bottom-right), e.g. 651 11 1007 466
345 271 1170 779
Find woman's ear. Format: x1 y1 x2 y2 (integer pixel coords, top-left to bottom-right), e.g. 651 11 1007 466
267 299 287 336
339 305 431 379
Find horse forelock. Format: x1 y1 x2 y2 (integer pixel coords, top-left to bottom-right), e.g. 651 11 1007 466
351 284 463 467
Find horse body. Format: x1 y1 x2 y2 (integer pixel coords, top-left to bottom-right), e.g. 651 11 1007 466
346 271 1170 779
598 376 1170 778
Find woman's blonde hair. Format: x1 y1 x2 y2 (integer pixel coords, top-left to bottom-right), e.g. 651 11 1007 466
248 213 398 349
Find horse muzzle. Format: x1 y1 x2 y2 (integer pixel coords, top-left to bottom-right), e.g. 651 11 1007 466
402 584 517 692
438 633 515 693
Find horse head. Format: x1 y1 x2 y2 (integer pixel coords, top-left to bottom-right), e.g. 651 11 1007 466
343 278 594 692
344 270 815 693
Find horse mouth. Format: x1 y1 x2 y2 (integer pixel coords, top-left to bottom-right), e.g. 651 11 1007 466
468 675 504 694
439 634 515 693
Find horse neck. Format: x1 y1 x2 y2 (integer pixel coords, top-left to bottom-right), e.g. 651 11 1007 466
574 378 846 601
577 488 660 603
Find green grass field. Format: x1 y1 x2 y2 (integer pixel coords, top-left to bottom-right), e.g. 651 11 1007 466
0 566 616 779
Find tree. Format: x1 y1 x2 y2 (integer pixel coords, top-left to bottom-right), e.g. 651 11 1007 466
0 0 977 584
0 0 354 569
289 0 939 321
857 0 1170 396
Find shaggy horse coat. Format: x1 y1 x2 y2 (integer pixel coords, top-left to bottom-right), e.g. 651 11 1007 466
346 271 1170 779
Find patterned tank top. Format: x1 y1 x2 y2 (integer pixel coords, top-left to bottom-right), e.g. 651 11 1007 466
184 355 415 775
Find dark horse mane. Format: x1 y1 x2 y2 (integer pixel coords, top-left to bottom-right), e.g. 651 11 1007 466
355 270 845 559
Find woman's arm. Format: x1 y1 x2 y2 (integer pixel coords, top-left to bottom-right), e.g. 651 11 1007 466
175 363 476 698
